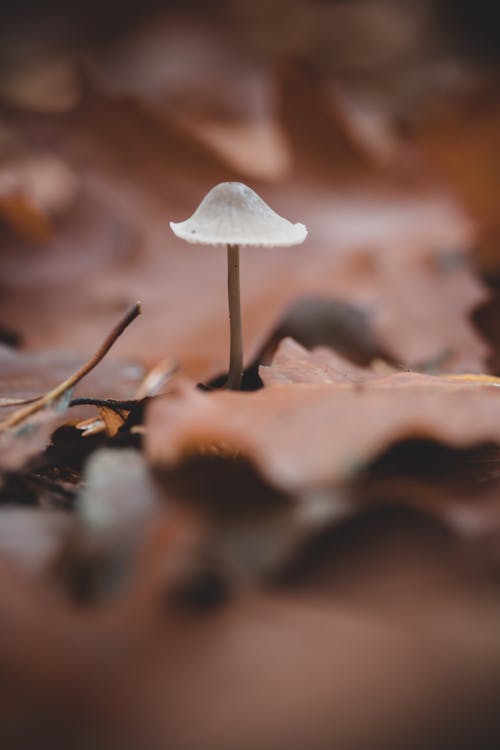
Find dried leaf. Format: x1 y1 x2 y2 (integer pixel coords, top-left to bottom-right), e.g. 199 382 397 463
146 352 500 493
95 406 128 437
260 336 381 384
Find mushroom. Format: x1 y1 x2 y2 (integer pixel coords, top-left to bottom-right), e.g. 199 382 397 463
170 182 307 389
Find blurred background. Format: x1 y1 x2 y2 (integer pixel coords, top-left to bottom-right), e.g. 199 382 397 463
2 4 500 750
1 0 499 379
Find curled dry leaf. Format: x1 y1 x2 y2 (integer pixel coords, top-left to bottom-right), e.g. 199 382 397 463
146 340 500 493
260 336 385 384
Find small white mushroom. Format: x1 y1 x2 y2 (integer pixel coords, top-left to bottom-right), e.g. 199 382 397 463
170 182 307 389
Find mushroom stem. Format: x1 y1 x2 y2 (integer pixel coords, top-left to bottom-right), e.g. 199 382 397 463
226 243 243 390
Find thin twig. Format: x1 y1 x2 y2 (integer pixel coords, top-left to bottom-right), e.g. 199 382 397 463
69 397 140 411
0 302 141 432
0 396 40 408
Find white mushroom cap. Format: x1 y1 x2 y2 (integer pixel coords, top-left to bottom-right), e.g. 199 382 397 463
170 182 307 247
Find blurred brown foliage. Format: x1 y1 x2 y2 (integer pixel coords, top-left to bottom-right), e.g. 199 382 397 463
1 2 500 749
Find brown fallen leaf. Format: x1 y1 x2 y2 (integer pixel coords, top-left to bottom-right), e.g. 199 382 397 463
260 336 385 384
146 342 500 493
261 337 500 386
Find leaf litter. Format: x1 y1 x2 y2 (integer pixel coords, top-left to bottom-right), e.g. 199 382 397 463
147 338 500 494
1 3 500 749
